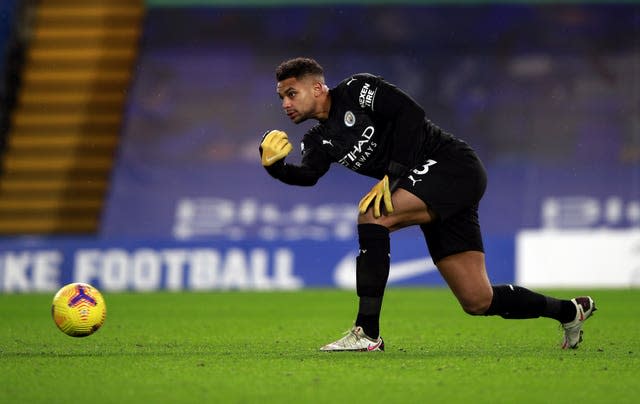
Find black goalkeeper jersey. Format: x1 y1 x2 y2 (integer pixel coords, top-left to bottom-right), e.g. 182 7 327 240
266 73 457 186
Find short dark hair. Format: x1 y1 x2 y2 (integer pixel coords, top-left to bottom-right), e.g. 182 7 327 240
275 57 324 82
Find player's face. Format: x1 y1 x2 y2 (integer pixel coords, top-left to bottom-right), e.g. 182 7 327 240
277 76 320 124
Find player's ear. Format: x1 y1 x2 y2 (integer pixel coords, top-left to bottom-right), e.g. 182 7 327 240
312 81 322 96
313 77 329 97
313 80 327 97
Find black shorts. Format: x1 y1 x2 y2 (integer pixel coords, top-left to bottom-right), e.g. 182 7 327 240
396 139 487 263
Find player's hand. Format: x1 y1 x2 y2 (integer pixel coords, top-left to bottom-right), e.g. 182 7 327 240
358 175 394 218
260 130 293 166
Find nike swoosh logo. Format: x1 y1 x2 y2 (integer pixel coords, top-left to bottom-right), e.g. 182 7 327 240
368 340 382 351
334 252 437 288
347 78 357 86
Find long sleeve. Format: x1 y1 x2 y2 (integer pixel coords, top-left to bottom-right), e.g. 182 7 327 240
264 160 326 186
372 79 426 176
263 136 332 186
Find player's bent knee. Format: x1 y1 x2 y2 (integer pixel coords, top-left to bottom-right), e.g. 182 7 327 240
459 296 492 316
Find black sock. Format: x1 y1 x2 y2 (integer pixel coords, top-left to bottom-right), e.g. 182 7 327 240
544 296 578 323
485 284 576 322
354 224 390 339
356 312 380 340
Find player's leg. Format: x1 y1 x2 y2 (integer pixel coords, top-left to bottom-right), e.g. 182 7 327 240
434 249 596 348
320 189 432 351
434 250 493 314
435 250 566 318
355 188 434 338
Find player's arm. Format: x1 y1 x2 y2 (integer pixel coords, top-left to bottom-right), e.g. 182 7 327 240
259 130 330 186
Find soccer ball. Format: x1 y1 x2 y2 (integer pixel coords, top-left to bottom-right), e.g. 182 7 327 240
51 283 107 337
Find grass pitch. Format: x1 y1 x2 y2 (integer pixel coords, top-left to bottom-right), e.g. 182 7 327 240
1 288 639 403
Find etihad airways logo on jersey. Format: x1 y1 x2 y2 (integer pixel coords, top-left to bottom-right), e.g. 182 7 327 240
337 126 377 170
358 83 377 109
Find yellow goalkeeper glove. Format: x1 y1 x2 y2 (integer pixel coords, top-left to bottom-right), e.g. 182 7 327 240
358 175 394 218
260 130 293 166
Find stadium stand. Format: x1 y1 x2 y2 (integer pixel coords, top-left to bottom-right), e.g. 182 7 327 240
0 0 22 155
0 0 143 235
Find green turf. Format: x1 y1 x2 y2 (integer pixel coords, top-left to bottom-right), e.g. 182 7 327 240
1 288 639 403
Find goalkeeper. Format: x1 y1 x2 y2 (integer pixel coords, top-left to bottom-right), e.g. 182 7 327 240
260 57 596 352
